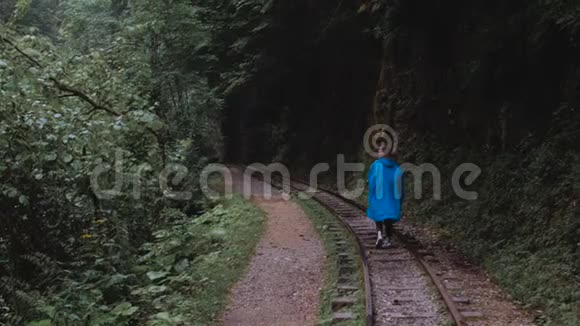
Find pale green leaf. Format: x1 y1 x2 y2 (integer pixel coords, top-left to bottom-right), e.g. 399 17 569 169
147 285 168 294
146 271 168 281
61 153 74 163
26 320 52 326
19 195 29 206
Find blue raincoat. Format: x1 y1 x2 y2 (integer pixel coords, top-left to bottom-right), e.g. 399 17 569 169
366 158 404 222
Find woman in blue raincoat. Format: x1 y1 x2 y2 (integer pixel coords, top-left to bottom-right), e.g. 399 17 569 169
367 142 404 248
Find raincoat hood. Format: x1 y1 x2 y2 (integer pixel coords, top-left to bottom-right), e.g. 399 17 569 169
377 157 396 168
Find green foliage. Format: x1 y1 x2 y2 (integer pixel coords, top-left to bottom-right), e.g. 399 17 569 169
12 0 33 22
21 196 264 325
203 0 275 95
403 134 578 324
1 0 226 324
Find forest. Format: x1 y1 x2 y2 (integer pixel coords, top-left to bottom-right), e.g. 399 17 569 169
1 0 579 325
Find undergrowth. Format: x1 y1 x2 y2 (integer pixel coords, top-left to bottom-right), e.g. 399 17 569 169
402 139 579 325
331 137 578 325
18 195 265 325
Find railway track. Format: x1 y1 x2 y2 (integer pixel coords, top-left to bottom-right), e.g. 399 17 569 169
260 173 484 326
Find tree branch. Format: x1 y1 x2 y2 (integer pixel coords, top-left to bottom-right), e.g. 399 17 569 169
1 36 44 68
3 34 166 163
58 93 77 98
49 78 121 116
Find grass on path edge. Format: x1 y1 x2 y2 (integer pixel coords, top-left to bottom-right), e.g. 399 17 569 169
295 196 366 326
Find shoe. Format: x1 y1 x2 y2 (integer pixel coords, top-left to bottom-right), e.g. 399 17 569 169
375 236 384 249
383 237 392 248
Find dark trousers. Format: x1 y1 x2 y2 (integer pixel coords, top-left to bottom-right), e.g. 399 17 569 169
375 220 394 238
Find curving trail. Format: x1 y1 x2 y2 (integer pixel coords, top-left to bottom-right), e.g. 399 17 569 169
222 168 325 326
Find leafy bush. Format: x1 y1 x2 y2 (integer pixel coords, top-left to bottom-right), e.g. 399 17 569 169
403 133 579 324
22 197 264 325
1 0 226 324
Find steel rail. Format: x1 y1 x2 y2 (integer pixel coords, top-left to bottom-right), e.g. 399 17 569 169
291 179 464 326
238 165 462 325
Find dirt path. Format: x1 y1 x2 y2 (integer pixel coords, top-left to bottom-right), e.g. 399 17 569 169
222 168 325 326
